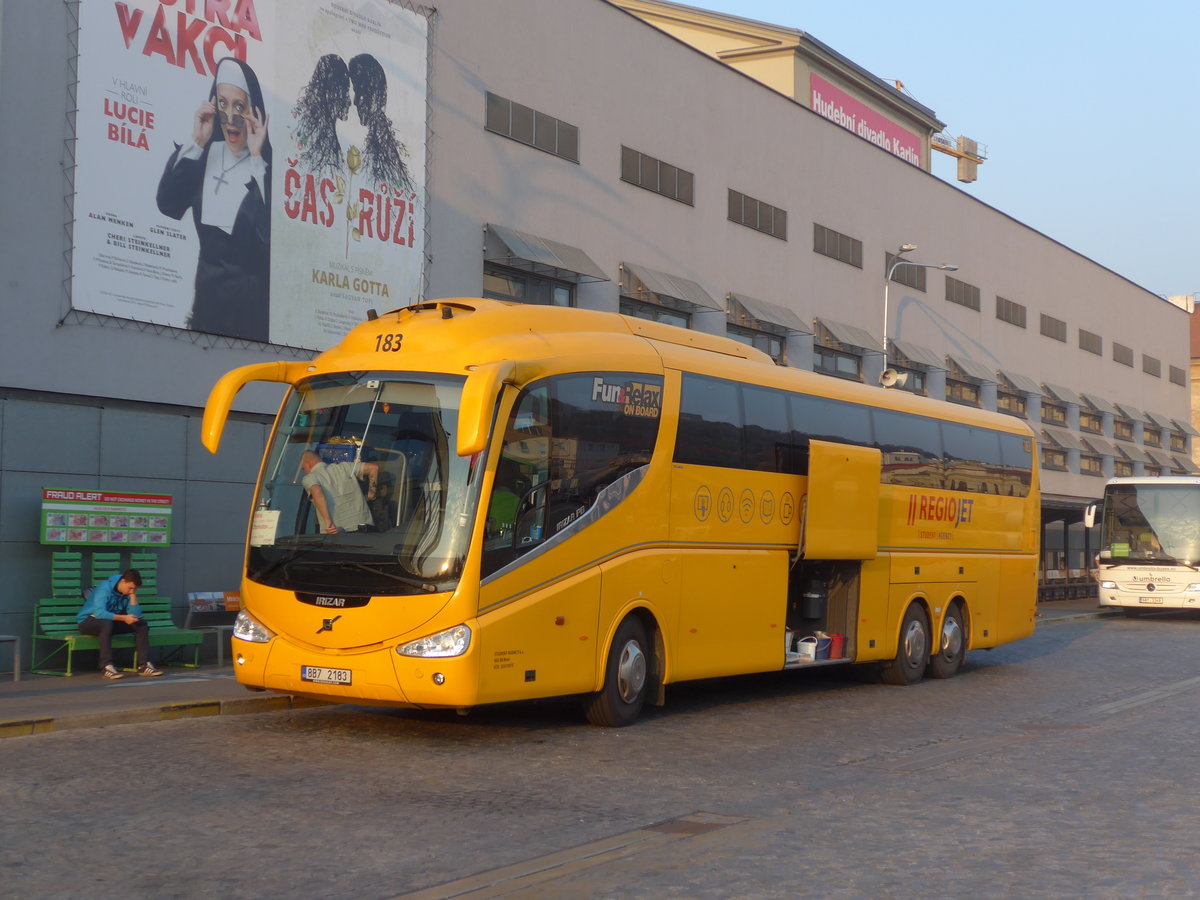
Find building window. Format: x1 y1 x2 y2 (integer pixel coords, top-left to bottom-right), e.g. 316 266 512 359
997 390 1027 418
1041 447 1068 471
1080 410 1103 433
1143 354 1161 377
1080 454 1103 476
1114 458 1134 477
729 190 787 240
727 324 785 365
946 379 980 406
1040 314 1067 342
811 223 861 266
1145 464 1164 477
1143 427 1162 448
945 276 981 311
1079 329 1102 355
1042 402 1066 425
1113 419 1134 442
1170 432 1187 453
483 264 573 307
814 345 862 380
620 146 694 205
886 252 927 292
485 91 579 162
619 296 690 329
1170 365 1186 386
996 296 1026 328
1113 342 1134 367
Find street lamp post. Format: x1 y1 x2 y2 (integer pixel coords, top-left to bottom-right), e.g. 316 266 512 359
881 243 958 386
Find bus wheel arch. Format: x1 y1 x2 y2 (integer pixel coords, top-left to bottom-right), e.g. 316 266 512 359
880 600 930 686
927 598 966 679
584 610 660 727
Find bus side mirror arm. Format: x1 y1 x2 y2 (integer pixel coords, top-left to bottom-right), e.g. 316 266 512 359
202 361 309 454
457 361 515 457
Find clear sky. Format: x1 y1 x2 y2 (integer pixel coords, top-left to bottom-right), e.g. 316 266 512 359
692 0 1198 299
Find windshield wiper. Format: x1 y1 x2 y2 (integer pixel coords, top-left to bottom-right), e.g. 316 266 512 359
299 559 443 592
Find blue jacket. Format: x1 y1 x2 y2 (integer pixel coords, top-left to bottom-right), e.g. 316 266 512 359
76 574 141 623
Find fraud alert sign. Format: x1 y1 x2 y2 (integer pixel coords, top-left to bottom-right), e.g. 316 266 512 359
41 488 173 547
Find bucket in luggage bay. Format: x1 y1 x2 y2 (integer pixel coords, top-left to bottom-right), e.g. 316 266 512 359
828 632 844 659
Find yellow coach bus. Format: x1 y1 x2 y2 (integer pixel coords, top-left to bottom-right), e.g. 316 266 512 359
203 299 1039 725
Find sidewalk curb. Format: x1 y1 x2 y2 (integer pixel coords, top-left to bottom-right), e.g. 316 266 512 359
1036 608 1121 627
0 693 331 740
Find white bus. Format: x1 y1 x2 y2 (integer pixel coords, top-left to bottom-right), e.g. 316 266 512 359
1086 476 1200 616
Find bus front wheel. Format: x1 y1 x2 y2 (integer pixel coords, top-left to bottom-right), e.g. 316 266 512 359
927 603 965 679
584 616 649 727
880 603 929 686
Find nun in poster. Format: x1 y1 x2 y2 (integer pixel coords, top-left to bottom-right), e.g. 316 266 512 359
156 57 271 343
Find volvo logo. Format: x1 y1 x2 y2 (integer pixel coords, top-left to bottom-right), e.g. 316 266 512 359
317 615 342 634
1145 582 1156 592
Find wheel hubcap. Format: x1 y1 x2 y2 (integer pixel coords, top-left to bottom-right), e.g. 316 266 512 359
940 616 963 659
616 640 647 704
903 618 927 668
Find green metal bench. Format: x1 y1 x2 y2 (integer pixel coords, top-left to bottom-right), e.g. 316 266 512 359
31 596 203 676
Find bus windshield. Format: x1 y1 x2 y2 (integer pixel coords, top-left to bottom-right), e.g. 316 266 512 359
1099 483 1200 566
247 372 476 595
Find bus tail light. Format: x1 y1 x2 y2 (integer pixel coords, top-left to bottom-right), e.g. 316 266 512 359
397 624 471 658
233 610 275 643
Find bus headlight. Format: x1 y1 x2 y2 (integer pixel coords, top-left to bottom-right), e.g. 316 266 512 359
397 624 471 658
233 610 275 643
1186 584 1200 593
1099 581 1118 590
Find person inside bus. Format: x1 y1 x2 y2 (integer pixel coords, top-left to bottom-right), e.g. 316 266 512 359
300 450 380 534
76 569 162 679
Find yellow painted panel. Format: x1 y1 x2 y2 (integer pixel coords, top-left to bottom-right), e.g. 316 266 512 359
804 440 881 560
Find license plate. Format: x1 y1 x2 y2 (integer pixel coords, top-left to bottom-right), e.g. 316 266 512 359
300 665 352 685
1138 597 1164 605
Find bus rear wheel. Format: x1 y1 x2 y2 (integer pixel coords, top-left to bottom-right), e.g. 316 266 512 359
584 616 649 727
880 603 929 686
927 603 965 679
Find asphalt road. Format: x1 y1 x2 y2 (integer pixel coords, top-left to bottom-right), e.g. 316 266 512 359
3 611 1199 899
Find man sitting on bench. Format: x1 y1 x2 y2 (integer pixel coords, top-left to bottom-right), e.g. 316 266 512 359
76 568 163 679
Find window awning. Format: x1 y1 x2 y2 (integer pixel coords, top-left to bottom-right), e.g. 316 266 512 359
1114 443 1152 463
814 317 881 352
945 353 996 383
1172 454 1200 474
1174 419 1200 438
1146 447 1176 470
1115 402 1147 423
1081 434 1116 456
998 369 1042 395
1146 411 1175 431
1042 426 1086 452
889 339 945 370
728 293 810 333
1042 383 1082 406
484 224 609 283
620 262 721 311
1081 393 1119 416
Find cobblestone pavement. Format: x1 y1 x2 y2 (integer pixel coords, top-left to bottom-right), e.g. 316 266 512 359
2 611 1198 899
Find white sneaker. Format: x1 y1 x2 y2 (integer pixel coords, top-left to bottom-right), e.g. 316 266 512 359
137 661 163 677
102 664 123 680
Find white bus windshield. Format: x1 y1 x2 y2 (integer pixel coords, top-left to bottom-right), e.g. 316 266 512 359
1099 483 1200 566
247 372 477 595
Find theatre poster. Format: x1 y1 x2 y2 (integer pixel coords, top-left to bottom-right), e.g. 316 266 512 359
70 0 429 350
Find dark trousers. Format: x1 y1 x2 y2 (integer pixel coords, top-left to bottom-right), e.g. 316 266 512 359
78 616 151 668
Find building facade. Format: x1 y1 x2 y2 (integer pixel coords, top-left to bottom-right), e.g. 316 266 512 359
0 0 1191 658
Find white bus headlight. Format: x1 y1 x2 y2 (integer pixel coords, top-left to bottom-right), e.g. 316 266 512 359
397 624 471 658
1099 581 1118 590
1186 584 1200 593
233 610 275 643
